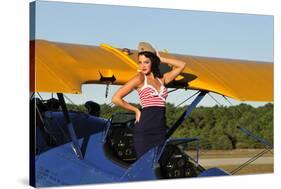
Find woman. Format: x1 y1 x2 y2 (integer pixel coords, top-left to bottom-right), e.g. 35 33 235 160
111 42 186 159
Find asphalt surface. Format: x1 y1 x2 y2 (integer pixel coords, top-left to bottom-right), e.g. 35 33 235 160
199 156 273 167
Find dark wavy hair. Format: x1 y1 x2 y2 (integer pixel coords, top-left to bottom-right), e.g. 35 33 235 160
138 51 162 78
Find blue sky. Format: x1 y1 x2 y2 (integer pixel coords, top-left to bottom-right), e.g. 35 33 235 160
34 0 274 107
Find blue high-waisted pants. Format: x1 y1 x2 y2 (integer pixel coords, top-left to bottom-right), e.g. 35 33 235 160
133 106 167 159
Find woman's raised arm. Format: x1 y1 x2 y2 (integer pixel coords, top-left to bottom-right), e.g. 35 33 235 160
157 51 186 85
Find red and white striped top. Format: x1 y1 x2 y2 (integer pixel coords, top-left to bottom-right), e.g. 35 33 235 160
137 74 168 108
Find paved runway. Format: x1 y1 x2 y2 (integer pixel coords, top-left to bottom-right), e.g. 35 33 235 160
199 157 273 167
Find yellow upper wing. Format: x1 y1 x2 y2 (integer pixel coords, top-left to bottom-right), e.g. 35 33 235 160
171 54 273 101
30 40 273 102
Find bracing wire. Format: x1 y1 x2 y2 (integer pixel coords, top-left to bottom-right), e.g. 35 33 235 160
222 95 234 107
175 91 200 108
199 93 273 172
167 88 179 94
36 92 44 100
63 94 76 105
208 93 223 106
220 94 273 174
30 92 35 100
230 148 271 175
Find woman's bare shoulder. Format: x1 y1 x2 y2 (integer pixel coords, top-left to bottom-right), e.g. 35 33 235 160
130 73 143 82
130 73 144 89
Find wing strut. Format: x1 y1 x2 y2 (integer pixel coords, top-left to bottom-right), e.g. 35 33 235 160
166 90 208 139
57 93 83 159
205 93 273 174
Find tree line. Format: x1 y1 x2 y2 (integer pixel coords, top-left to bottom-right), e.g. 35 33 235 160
66 102 273 150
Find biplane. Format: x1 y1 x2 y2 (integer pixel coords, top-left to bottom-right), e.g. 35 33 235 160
29 39 273 187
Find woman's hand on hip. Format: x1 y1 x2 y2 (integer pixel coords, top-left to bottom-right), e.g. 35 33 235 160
135 109 141 124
